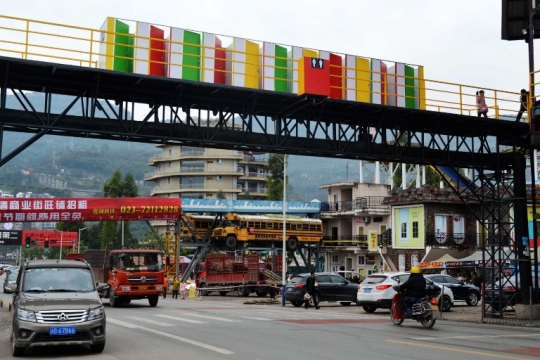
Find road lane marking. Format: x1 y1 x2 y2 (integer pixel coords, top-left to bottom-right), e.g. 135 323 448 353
386 339 530 360
126 316 174 327
412 333 540 341
154 314 207 324
237 316 272 321
107 318 234 355
182 313 240 322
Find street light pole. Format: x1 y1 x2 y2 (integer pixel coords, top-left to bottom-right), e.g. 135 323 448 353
78 227 87 254
282 155 287 306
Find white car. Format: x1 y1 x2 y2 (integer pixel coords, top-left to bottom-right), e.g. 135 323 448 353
356 272 454 313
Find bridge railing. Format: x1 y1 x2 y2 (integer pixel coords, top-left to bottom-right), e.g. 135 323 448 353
0 14 523 122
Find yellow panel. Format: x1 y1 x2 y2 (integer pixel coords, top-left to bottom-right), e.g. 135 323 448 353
418 66 426 110
355 57 370 103
298 56 305 95
105 17 115 71
245 40 260 89
303 49 317 58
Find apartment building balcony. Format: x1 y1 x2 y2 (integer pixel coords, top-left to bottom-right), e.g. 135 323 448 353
321 235 368 249
238 172 268 181
321 196 390 218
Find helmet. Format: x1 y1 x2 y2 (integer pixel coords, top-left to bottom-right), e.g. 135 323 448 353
410 266 421 274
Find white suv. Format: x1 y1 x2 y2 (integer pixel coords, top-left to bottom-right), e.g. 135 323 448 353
356 272 454 313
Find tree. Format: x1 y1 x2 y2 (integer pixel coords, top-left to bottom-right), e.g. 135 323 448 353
216 190 226 199
100 170 140 249
267 154 287 200
238 191 253 200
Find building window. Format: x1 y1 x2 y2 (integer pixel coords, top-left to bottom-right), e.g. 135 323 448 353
216 176 222 181
412 221 418 238
357 255 365 265
400 222 407 239
331 254 339 263
169 149 172 155
217 159 222 164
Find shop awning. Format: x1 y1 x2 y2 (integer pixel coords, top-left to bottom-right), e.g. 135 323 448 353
419 248 476 269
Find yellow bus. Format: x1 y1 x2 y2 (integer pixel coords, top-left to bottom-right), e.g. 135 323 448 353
211 214 323 250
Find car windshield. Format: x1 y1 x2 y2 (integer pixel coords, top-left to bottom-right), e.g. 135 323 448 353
361 275 389 284
7 272 18 281
118 252 163 271
22 267 94 292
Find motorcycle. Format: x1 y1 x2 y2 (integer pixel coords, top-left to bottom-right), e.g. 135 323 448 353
390 285 438 328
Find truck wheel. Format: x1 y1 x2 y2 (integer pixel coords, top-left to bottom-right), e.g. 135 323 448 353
286 237 298 251
237 285 248 297
225 236 237 249
200 284 210 296
148 295 159 307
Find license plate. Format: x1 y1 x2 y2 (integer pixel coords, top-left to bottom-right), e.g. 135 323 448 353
49 326 76 336
431 304 438 311
139 286 148 290
364 288 371 293
286 287 293 292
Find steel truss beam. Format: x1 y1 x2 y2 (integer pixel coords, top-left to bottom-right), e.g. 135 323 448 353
0 57 534 311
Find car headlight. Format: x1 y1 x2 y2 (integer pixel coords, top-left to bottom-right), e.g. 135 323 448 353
17 309 37 323
88 306 105 321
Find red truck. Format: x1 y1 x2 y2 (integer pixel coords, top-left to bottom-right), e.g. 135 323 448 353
71 249 165 307
196 254 281 297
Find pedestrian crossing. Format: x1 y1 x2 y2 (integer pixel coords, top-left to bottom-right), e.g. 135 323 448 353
112 307 382 329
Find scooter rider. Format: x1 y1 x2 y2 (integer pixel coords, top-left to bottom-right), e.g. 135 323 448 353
399 266 426 316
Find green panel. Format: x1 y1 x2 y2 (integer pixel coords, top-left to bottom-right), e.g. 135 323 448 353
113 20 133 73
274 45 288 93
405 65 416 109
182 30 201 81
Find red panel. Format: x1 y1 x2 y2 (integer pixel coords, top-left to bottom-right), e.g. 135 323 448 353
0 197 181 222
381 62 387 105
214 37 226 85
303 57 330 97
149 25 165 76
329 53 343 99
22 230 78 247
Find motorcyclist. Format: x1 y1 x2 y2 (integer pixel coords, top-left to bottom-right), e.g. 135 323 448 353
399 266 426 316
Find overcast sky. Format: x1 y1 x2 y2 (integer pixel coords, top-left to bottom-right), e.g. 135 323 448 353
3 0 534 97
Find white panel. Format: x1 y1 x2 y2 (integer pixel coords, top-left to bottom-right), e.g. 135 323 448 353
134 22 150 75
166 27 184 79
345 55 356 101
202 33 216 83
319 50 330 60
287 46 302 94
98 19 110 70
371 59 382 104
233 38 246 87
387 65 396 107
262 42 275 91
395 63 406 107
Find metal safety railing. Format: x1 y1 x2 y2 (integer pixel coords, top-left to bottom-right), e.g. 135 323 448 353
0 14 524 121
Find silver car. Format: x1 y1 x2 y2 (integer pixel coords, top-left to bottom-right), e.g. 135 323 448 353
9 259 108 356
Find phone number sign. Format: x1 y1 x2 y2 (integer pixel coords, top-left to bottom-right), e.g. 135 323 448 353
0 198 181 222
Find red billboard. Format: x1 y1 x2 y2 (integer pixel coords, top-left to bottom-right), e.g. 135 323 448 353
0 197 181 222
22 230 78 247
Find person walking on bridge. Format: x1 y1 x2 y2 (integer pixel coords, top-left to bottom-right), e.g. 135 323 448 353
516 89 529 122
476 90 488 118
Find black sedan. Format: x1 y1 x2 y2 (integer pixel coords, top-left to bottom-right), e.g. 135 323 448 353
424 274 480 305
284 272 358 307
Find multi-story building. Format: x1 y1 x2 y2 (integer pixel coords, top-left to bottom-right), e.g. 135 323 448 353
144 145 269 200
318 182 392 278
